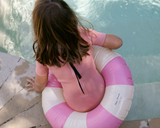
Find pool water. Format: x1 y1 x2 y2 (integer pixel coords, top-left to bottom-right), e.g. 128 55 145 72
0 0 160 121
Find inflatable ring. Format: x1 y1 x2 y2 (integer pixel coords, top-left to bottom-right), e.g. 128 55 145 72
42 45 134 128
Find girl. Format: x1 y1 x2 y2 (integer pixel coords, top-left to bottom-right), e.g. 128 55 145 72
26 0 123 112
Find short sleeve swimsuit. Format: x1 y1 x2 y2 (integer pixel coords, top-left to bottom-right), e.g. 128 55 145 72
36 28 106 112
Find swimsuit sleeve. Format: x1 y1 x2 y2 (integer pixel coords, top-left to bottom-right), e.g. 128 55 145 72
36 61 49 76
89 29 106 46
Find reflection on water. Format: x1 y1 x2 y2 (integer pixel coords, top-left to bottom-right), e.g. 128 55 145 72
0 0 160 84
0 0 35 63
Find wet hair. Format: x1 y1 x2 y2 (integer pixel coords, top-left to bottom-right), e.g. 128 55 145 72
32 0 93 67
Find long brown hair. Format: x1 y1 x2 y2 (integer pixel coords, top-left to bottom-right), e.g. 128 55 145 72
32 0 93 67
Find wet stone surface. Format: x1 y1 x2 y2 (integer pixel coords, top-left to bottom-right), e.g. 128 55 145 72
0 52 20 88
0 52 51 128
0 60 2 70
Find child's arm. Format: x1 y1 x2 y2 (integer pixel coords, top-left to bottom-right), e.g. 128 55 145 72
25 73 48 92
102 34 123 49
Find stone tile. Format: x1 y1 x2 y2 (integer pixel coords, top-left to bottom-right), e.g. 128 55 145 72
148 118 160 128
0 52 20 88
119 120 148 128
0 102 49 128
0 88 41 124
37 124 52 128
0 53 49 128
0 58 35 109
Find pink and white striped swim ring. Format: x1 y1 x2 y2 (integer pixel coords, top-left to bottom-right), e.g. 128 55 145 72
42 45 134 128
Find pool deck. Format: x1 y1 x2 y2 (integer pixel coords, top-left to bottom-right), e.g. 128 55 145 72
0 52 159 128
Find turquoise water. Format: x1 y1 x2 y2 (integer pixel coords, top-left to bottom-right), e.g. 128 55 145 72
0 0 160 120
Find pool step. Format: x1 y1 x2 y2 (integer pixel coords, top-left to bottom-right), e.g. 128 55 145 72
120 118 160 128
148 118 160 128
119 119 149 128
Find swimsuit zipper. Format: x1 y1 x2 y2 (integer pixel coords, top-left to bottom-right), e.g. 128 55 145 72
62 46 84 94
69 63 85 94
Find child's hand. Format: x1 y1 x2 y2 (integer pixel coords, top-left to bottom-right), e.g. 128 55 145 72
25 76 45 92
25 77 36 91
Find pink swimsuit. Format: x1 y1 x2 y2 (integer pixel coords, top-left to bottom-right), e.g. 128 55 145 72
36 28 106 112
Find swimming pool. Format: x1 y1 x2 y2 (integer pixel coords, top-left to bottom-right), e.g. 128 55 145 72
0 0 160 121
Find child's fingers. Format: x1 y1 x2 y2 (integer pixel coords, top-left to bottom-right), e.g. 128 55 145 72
27 88 34 91
25 84 32 87
30 77 35 81
27 79 34 85
26 77 35 92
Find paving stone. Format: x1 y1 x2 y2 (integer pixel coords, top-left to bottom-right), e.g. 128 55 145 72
148 118 160 128
119 120 148 128
0 88 41 124
0 52 20 88
0 102 49 128
0 68 23 109
0 58 35 109
37 124 52 128
0 54 50 127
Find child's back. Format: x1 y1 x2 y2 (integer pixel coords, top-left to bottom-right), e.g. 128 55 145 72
36 28 106 112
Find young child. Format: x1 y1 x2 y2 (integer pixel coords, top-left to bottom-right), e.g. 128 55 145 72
26 0 123 112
